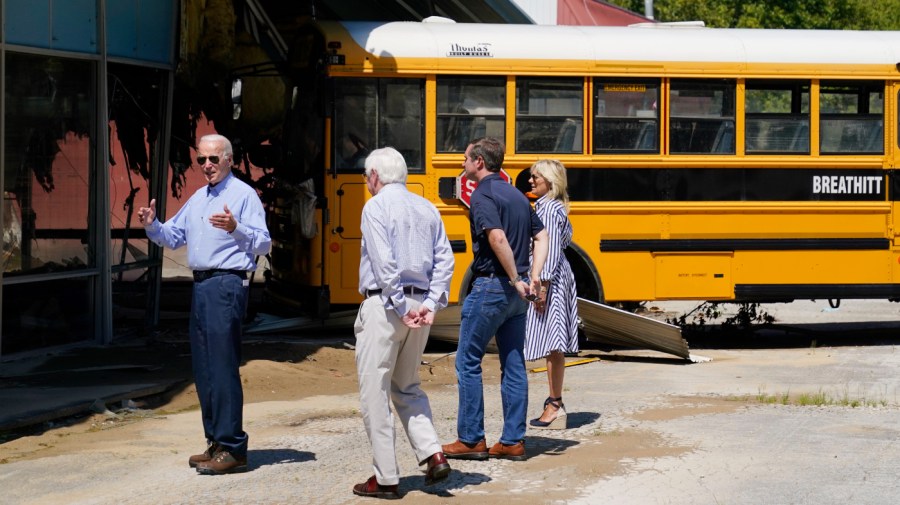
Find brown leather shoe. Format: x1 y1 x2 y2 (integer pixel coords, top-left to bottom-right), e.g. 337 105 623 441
195 450 248 475
188 442 221 468
489 441 526 461
352 475 400 500
441 439 489 460
424 452 451 486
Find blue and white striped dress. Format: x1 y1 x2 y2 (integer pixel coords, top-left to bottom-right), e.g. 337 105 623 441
525 196 579 361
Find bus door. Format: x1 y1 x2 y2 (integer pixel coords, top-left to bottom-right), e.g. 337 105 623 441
324 157 367 305
326 76 368 304
328 77 427 305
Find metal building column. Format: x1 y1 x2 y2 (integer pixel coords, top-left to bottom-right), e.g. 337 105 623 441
0 4 6 358
96 0 113 344
145 70 176 330
145 5 181 330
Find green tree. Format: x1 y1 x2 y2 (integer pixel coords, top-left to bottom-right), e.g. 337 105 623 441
608 0 900 30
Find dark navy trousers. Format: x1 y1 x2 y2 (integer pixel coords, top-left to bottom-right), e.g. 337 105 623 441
189 272 249 457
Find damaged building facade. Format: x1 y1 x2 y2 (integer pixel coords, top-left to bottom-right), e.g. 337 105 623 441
1 0 569 358
1 0 177 356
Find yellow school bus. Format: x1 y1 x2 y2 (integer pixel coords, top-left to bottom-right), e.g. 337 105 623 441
266 19 900 316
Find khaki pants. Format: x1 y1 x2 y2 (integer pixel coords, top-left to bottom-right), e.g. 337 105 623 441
354 294 442 485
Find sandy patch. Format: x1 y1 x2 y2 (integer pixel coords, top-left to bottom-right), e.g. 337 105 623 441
0 340 491 465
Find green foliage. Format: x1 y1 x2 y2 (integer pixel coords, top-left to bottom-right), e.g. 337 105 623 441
665 302 775 329
607 0 900 30
744 385 890 407
755 388 791 404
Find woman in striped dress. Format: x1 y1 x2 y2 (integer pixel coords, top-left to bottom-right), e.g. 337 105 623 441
525 159 579 430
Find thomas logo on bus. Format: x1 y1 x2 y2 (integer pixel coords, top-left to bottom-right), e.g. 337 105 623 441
457 169 511 208
447 43 493 57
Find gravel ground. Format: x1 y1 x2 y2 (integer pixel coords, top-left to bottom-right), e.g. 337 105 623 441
2 299 900 504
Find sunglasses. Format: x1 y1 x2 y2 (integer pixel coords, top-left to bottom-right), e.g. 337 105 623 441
196 155 223 165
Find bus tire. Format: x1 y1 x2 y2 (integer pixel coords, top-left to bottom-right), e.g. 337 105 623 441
564 243 603 304
563 244 603 349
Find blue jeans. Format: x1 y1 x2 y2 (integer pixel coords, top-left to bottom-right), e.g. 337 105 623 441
455 276 528 445
190 272 249 457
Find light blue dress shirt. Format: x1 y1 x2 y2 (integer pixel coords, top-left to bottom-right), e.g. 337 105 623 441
145 172 271 271
359 183 454 317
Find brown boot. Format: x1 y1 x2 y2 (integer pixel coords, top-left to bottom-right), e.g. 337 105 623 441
195 450 248 475
488 441 526 461
441 439 488 460
188 442 221 468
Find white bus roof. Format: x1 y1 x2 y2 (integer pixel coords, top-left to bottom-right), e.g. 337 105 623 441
323 21 900 76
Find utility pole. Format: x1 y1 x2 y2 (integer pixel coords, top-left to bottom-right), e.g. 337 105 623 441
645 0 654 20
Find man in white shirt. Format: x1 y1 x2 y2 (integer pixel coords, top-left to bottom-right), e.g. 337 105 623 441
352 147 455 499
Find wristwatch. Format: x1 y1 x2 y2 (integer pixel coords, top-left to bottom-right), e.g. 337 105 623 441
508 275 523 287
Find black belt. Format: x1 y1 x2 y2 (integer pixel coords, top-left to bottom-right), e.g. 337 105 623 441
473 272 525 279
365 286 422 297
193 269 248 283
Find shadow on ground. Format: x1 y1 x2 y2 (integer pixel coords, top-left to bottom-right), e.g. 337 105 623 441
681 321 900 350
249 448 316 469
526 434 582 457
400 469 491 498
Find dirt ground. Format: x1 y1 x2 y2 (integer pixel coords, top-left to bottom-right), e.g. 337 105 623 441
4 299 900 504
0 330 500 464
0 323 709 496
0 299 854 464
1 329 731 505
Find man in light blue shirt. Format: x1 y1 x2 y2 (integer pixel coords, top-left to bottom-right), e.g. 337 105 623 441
352 147 455 499
138 134 270 475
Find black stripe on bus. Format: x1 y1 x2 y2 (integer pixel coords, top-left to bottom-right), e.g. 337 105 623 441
734 283 900 301
567 168 890 202
892 169 900 200
600 238 889 252
449 240 467 253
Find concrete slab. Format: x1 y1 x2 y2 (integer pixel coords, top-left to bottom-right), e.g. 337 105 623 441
0 339 193 433
0 382 180 431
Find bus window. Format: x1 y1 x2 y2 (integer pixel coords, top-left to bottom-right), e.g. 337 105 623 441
820 81 883 154
515 77 583 153
745 80 810 154
593 79 660 153
436 77 505 152
333 78 425 171
380 80 425 169
670 80 736 154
